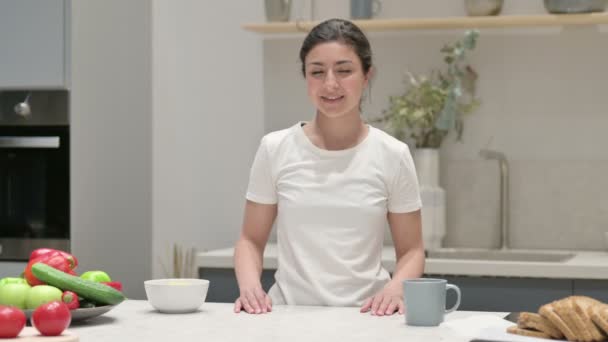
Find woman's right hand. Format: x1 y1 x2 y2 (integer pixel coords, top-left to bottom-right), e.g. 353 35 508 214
234 284 272 314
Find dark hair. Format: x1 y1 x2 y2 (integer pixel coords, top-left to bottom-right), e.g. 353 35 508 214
299 18 372 77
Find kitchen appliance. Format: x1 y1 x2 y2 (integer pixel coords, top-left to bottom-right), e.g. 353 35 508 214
0 91 70 261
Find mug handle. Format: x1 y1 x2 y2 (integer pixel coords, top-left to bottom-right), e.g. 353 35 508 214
372 0 382 16
445 284 461 314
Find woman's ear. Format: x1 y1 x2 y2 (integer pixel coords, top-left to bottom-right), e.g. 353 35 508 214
365 66 376 83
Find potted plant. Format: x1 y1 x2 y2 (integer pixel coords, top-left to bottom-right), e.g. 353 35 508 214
372 30 480 250
375 30 480 152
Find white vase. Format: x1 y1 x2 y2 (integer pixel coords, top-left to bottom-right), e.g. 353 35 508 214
413 148 440 187
413 148 446 251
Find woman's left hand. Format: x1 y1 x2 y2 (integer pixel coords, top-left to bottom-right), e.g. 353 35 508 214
360 280 404 316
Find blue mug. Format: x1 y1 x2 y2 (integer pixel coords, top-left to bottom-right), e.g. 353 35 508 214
403 278 461 326
350 0 382 19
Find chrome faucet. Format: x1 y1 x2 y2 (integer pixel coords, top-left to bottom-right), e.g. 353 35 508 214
479 149 510 250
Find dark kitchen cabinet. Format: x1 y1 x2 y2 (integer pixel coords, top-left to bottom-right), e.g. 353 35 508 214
200 267 591 312
0 0 68 89
436 275 572 312
573 280 608 303
200 268 276 303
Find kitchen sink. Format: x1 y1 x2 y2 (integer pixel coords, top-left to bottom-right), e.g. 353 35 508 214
426 249 575 263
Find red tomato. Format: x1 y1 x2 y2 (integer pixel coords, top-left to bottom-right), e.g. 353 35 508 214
31 301 72 336
0 305 26 338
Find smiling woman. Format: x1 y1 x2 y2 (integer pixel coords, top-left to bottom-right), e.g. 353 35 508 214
233 18 425 317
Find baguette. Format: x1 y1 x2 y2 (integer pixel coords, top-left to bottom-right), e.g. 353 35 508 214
572 296 606 342
556 296 593 342
540 299 578 341
589 304 608 338
507 325 552 339
518 311 564 339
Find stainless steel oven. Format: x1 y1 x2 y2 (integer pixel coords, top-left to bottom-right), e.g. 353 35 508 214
0 91 69 261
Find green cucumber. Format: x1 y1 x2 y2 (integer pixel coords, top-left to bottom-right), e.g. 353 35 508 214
31 263 125 305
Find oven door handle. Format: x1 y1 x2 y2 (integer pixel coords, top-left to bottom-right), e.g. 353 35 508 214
0 136 60 149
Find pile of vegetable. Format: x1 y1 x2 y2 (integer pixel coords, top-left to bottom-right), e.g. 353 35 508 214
0 248 126 338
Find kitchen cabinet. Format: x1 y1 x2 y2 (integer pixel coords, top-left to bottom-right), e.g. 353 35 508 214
0 0 68 89
201 268 275 303
573 279 608 303
200 267 598 312
438 275 572 312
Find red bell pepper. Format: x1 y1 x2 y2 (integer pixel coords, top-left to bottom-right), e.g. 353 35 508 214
24 253 73 286
61 291 80 310
101 281 123 292
29 248 78 270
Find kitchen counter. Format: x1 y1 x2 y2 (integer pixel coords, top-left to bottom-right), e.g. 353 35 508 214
67 300 512 342
196 243 608 279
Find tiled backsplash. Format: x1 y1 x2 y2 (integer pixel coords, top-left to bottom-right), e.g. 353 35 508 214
443 161 608 250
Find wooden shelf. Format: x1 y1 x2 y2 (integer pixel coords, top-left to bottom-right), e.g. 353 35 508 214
243 12 608 33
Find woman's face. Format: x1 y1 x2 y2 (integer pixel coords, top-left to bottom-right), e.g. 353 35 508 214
304 41 369 119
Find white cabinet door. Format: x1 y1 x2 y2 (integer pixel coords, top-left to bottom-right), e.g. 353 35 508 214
0 0 67 89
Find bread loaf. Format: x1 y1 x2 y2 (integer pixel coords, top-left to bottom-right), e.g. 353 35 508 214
507 296 608 341
518 311 564 339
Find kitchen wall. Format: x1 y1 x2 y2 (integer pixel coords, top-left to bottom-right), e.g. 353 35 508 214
71 0 153 299
151 1 264 278
70 1 264 298
264 0 608 250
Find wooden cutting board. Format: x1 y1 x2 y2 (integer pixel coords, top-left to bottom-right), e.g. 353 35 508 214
2 327 78 342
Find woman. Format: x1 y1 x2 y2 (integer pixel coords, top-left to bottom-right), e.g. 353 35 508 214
234 18 424 316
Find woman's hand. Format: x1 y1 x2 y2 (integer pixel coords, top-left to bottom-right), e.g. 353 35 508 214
360 280 403 316
234 284 272 314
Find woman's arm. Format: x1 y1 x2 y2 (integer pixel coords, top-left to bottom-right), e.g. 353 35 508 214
388 209 425 284
360 209 425 315
233 200 277 314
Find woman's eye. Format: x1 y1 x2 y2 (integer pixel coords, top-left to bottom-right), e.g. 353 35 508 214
338 69 352 74
311 71 324 76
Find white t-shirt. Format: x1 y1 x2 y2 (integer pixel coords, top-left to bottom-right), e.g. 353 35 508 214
246 122 422 306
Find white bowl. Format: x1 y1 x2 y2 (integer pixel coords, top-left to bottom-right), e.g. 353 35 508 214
144 278 209 313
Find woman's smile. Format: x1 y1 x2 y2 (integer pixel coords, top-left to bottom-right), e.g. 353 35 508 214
321 95 345 104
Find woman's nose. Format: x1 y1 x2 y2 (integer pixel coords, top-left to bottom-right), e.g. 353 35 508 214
323 71 339 89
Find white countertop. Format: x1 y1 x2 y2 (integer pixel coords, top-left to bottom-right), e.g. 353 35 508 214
67 300 513 342
197 243 608 280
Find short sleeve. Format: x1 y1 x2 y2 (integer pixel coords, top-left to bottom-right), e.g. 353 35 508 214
388 147 422 213
245 137 278 204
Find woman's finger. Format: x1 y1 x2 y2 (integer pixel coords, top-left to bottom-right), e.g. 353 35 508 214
360 297 373 313
398 299 405 314
241 295 255 314
376 296 391 316
385 300 399 315
234 298 242 313
245 291 262 314
370 295 383 315
254 288 268 313
265 294 273 312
